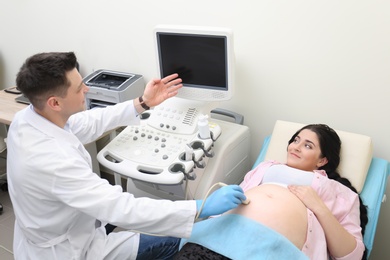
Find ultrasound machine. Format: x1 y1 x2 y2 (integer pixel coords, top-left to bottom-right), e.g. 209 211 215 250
97 25 251 200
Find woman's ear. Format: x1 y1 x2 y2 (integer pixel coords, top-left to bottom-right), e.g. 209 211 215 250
317 157 328 168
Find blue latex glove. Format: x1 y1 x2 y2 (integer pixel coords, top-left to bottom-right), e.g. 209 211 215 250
196 185 246 218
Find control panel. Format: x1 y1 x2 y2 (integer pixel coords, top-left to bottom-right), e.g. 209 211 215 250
98 112 221 185
97 107 251 200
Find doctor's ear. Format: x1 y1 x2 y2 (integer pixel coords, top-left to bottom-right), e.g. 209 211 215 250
47 97 61 111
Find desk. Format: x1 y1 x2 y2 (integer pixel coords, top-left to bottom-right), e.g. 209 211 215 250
0 90 27 125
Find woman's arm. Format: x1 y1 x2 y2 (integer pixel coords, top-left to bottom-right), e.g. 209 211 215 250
288 185 363 258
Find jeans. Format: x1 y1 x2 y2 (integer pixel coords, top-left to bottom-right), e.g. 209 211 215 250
136 234 181 260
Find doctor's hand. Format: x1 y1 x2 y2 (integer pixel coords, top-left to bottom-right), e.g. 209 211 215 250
196 185 246 218
141 73 183 108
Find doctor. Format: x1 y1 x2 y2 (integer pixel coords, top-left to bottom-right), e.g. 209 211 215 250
7 52 246 260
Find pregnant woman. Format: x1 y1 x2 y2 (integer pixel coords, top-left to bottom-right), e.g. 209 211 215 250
176 124 368 260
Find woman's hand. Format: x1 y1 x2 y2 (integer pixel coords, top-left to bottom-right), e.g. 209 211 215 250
142 73 183 108
287 185 326 213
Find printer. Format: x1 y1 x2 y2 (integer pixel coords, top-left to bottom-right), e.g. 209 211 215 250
84 69 145 109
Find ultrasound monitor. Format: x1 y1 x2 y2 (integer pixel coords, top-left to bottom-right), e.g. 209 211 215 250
154 25 235 102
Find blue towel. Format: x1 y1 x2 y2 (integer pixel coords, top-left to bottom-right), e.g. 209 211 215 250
181 214 308 260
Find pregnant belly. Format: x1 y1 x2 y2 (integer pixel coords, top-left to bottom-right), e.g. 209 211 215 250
226 184 308 249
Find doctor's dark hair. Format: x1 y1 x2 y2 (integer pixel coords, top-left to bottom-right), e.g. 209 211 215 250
16 52 78 110
288 124 368 260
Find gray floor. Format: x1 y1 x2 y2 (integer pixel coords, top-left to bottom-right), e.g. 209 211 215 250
0 150 13 260
0 189 13 260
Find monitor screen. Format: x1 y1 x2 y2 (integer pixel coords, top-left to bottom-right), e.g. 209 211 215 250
155 25 234 101
158 34 226 89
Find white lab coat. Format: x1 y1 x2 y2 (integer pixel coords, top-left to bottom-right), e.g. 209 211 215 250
7 101 196 260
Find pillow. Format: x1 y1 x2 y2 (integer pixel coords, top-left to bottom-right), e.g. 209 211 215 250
264 120 373 193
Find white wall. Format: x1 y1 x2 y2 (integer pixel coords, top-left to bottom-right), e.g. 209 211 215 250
1 0 389 258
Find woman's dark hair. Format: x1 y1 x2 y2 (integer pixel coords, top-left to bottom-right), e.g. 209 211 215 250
16 52 78 110
288 124 368 260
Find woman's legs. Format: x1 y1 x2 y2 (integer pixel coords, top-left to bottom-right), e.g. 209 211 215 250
136 234 180 260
